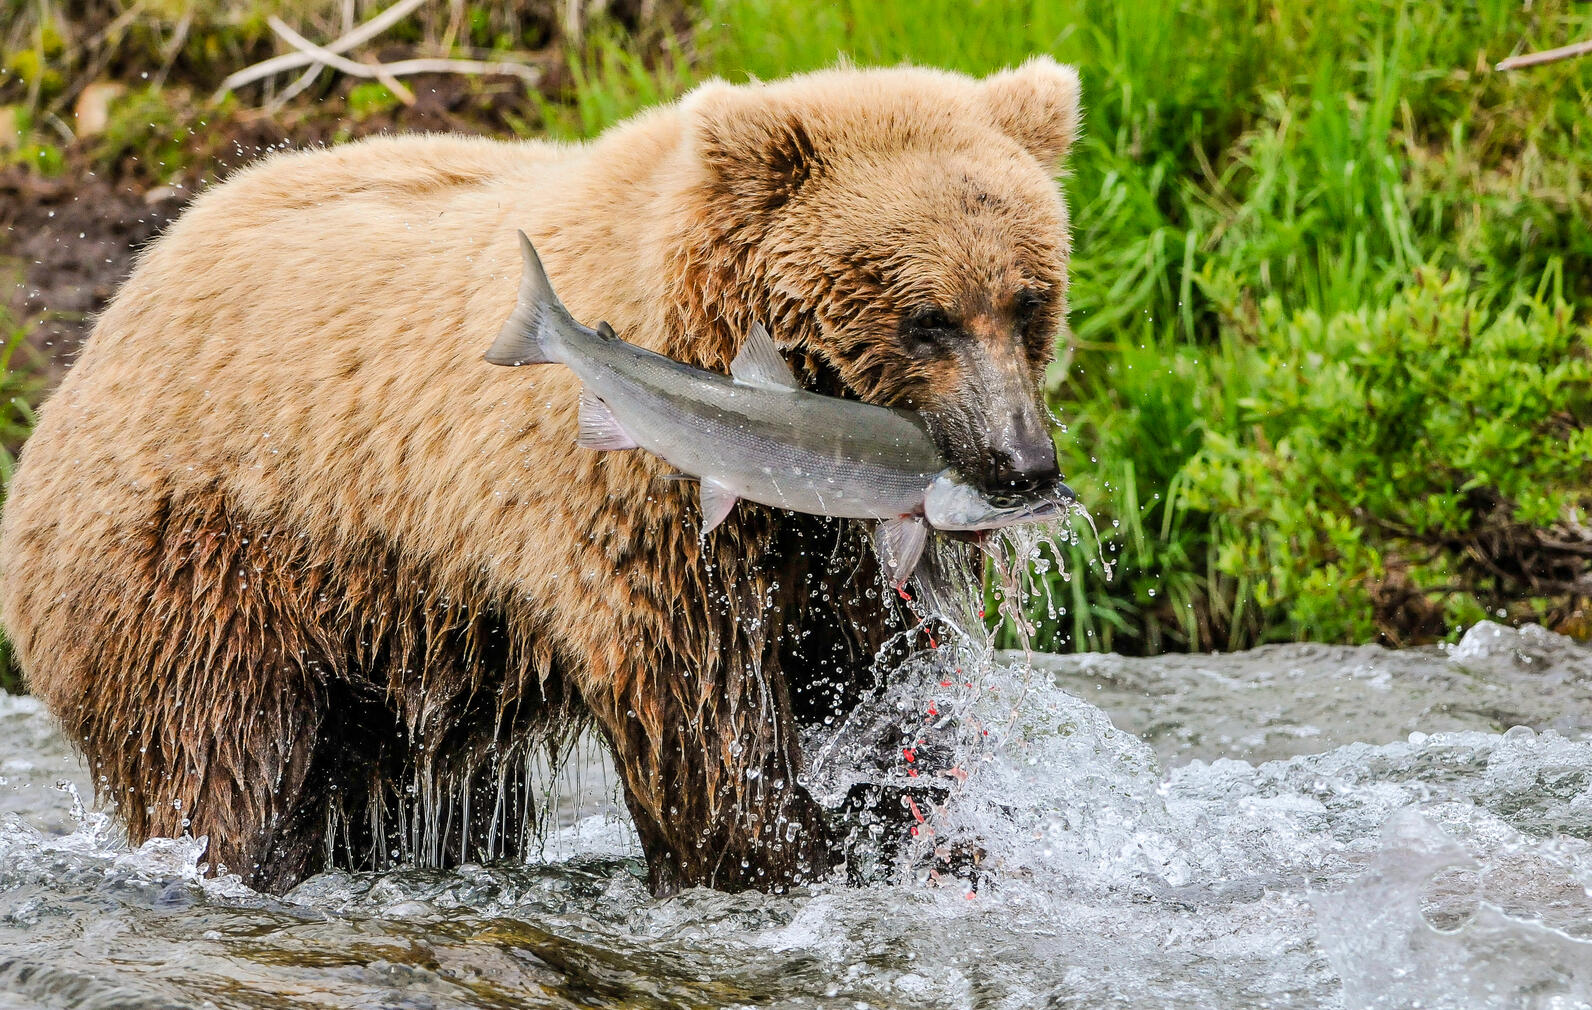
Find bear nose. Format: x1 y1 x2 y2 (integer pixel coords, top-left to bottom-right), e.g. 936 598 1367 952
986 441 1060 496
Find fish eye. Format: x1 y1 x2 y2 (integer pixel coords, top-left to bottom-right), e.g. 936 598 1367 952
986 491 1024 509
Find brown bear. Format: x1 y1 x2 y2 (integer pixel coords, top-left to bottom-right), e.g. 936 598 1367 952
0 59 1079 895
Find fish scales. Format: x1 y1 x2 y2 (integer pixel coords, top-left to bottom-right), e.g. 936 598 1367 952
564 328 940 519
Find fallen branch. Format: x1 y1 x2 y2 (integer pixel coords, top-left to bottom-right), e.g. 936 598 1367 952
268 18 418 105
264 16 541 90
266 63 327 113
1495 36 1592 72
213 0 427 100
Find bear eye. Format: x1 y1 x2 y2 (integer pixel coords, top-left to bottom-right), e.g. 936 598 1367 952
900 306 958 357
1014 289 1047 324
906 307 955 333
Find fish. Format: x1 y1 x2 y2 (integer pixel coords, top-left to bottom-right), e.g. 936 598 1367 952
486 231 1074 584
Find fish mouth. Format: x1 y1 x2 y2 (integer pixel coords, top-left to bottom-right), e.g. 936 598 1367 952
1037 479 1078 508
928 476 1076 541
983 480 1075 511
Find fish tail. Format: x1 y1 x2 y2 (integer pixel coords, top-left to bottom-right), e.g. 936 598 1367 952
484 230 579 366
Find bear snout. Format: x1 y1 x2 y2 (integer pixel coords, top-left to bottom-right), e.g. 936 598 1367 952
921 393 1058 496
985 412 1060 495
923 339 1059 495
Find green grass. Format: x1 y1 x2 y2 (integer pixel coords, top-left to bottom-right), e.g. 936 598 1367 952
0 314 40 693
545 0 1592 650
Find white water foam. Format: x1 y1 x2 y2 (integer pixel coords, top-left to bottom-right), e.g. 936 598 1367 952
793 618 1592 1008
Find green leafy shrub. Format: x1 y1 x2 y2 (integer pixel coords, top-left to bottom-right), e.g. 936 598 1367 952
1034 272 1592 652
90 85 188 180
1189 270 1590 642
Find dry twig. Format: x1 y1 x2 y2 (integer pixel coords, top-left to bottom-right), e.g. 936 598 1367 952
267 17 418 105
149 9 193 90
266 64 327 113
213 0 428 100
216 0 543 107
264 16 540 92
1495 37 1592 71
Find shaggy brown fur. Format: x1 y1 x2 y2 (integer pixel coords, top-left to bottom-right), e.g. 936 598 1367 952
0 59 1080 894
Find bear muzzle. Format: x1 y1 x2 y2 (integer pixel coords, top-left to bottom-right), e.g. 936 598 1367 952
928 343 1060 497
985 413 1061 497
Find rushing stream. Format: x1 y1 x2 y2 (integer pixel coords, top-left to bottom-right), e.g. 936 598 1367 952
3 619 1592 1009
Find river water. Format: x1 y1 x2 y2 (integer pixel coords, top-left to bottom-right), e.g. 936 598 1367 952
3 619 1591 1009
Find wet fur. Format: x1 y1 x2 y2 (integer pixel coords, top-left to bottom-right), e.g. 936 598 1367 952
0 60 1079 893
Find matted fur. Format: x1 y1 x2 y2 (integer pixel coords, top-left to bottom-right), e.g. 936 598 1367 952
0 58 1081 894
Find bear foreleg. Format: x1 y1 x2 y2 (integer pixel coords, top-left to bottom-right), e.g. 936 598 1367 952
579 640 835 895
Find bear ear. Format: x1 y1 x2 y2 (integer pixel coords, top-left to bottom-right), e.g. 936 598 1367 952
979 56 1082 167
689 81 822 211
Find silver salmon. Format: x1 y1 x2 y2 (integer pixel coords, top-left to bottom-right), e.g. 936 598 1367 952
486 231 1073 584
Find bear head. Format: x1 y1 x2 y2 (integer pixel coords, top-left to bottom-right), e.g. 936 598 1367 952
678 57 1080 497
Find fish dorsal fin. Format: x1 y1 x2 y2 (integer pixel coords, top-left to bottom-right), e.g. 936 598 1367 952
698 479 739 533
577 388 638 451
875 517 928 586
729 322 800 391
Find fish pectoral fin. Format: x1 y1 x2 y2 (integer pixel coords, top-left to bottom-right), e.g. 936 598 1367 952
576 389 638 451
729 322 800 391
874 517 928 586
698 479 739 533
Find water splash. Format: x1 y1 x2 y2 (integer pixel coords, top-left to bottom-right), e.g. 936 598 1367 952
1314 809 1592 1009
798 613 1592 1007
978 503 1112 649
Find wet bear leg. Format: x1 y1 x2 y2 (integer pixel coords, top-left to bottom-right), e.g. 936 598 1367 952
380 650 574 871
777 535 985 884
580 647 834 896
47 494 381 892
